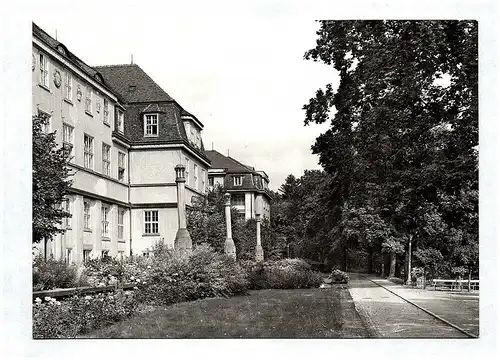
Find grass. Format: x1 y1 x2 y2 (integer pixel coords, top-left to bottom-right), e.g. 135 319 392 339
82 286 369 338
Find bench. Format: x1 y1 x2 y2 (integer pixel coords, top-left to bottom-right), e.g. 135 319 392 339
432 279 479 291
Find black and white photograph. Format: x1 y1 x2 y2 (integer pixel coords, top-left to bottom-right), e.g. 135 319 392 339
1 0 498 358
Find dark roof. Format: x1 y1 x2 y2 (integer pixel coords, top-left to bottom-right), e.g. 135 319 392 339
93 64 174 103
32 23 111 91
205 150 256 173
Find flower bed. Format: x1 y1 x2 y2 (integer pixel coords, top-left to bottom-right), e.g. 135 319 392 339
33 291 138 338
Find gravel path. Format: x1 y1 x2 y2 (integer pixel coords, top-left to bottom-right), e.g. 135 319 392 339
348 273 472 338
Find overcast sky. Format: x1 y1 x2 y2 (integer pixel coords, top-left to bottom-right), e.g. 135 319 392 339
32 1 338 191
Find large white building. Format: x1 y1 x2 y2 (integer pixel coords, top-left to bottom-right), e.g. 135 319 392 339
32 23 211 263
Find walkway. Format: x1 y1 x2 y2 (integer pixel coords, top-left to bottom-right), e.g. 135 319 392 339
348 273 479 338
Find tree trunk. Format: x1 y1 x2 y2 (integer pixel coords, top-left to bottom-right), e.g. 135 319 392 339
367 247 373 274
389 252 396 278
343 247 348 272
468 267 471 292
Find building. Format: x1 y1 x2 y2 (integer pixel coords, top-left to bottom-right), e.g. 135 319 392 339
32 23 210 263
205 150 272 221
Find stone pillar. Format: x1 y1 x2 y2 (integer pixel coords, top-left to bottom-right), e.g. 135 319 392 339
224 193 236 259
174 164 192 252
255 213 264 261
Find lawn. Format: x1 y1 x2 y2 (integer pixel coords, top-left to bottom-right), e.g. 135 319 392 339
82 286 369 338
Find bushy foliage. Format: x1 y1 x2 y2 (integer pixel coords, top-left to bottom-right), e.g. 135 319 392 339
32 255 88 291
32 291 138 338
328 269 350 284
242 258 323 290
136 244 249 306
388 277 404 285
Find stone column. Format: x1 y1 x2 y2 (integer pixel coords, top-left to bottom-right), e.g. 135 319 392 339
255 213 264 261
174 164 192 252
224 193 236 259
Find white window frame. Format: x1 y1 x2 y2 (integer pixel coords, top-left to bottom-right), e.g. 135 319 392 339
118 151 126 182
84 134 94 169
144 114 159 137
117 108 124 133
231 194 245 207
62 123 74 158
39 53 49 87
102 143 111 176
83 200 91 231
103 98 109 124
85 86 92 113
101 204 110 238
233 175 243 186
144 210 159 234
118 208 125 241
64 197 72 228
193 164 198 190
64 71 72 100
201 169 206 193
66 248 73 264
83 249 91 262
185 158 190 184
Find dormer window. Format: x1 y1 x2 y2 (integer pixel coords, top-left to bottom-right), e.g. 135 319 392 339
233 176 243 186
144 114 158 137
116 107 124 133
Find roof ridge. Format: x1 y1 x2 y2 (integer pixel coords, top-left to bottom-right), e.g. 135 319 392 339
94 64 138 68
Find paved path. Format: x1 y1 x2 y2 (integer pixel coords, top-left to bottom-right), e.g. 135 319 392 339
348 273 478 338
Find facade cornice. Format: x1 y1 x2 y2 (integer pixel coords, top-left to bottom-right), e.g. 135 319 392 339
129 143 211 167
33 38 119 102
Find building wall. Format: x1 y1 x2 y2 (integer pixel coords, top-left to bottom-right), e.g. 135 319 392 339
130 207 178 254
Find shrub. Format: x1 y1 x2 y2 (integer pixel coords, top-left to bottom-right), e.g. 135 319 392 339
32 290 138 338
328 269 350 284
32 255 88 291
243 258 323 290
137 244 249 306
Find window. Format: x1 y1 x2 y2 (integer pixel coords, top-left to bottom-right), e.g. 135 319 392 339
118 251 124 260
193 164 198 190
101 204 110 238
83 249 91 262
118 152 126 182
64 72 72 100
101 250 109 258
118 208 125 241
64 197 72 228
231 194 245 207
62 123 74 157
37 110 51 133
201 169 206 193
144 114 158 136
233 176 243 186
190 126 195 143
117 108 124 133
185 158 190 184
83 200 91 230
85 86 92 113
66 248 73 264
84 134 94 169
39 53 49 87
144 210 159 234
103 98 109 124
208 177 214 187
102 143 111 176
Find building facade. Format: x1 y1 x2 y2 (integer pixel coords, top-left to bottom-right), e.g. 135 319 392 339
32 23 210 262
205 150 272 221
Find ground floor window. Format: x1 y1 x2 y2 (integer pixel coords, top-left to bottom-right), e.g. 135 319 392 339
144 210 159 234
83 249 91 262
101 250 109 258
101 204 110 238
118 207 125 240
66 248 72 263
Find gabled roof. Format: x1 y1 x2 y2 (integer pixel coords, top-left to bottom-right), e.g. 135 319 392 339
205 150 256 173
93 64 174 103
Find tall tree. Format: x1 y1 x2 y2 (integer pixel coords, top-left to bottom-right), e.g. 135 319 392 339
32 114 73 245
303 21 478 277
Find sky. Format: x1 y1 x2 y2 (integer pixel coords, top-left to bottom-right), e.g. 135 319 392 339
32 2 339 191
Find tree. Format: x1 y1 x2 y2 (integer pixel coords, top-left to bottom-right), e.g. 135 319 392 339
32 114 73 246
303 21 478 277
